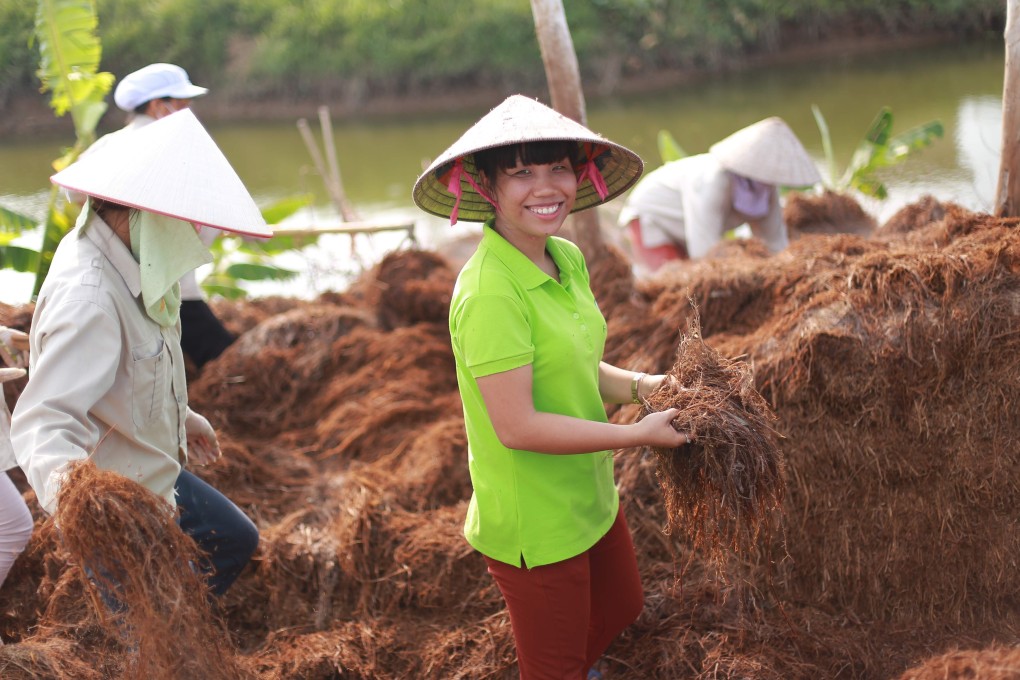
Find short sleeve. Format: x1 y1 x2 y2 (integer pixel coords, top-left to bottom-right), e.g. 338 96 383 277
454 294 533 378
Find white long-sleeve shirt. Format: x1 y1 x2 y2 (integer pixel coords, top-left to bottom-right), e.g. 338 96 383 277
617 154 787 259
11 210 190 514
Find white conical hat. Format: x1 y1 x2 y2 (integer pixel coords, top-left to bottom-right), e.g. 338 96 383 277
51 109 271 238
709 117 821 187
413 94 643 223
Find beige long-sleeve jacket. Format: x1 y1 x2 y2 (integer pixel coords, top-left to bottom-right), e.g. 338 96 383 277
11 210 189 514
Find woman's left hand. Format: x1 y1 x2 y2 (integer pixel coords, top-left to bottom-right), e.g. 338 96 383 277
184 409 222 465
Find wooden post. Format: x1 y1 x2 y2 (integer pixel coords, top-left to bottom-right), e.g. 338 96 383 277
296 114 358 223
530 0 605 256
995 0 1020 217
318 106 359 222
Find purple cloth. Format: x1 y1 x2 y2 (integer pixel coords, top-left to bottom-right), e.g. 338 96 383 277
731 174 773 218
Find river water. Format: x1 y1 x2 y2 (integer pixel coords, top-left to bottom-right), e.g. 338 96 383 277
0 37 1007 304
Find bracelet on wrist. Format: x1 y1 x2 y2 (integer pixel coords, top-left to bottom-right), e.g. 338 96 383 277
631 372 647 404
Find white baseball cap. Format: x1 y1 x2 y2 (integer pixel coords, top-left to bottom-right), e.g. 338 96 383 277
113 63 209 112
51 109 271 238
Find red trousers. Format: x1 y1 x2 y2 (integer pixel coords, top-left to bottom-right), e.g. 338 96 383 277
625 218 689 272
484 507 644 680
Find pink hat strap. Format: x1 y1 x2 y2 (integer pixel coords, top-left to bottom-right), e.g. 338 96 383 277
446 158 497 226
576 143 609 202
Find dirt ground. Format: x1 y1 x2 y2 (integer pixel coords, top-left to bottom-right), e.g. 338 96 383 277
1 191 1020 679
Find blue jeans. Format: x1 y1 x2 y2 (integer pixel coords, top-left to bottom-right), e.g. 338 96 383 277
87 470 258 615
174 469 259 596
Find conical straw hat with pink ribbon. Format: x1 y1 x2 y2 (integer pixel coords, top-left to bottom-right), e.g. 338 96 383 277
413 95 643 224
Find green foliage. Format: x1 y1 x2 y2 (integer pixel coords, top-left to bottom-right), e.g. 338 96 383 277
200 195 312 299
30 0 112 297
0 245 40 273
0 205 38 234
0 0 1003 105
0 0 38 101
812 104 944 199
656 130 687 164
35 0 113 151
0 205 42 273
96 0 238 86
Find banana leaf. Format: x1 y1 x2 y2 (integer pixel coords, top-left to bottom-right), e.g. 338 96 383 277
199 281 249 301
27 0 111 299
35 0 113 138
0 205 39 235
223 262 298 282
810 104 837 185
657 129 687 164
261 194 313 225
32 191 77 297
832 106 943 199
0 246 41 273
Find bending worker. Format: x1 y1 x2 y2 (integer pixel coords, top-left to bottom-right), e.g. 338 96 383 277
617 117 821 271
83 63 235 368
12 109 269 598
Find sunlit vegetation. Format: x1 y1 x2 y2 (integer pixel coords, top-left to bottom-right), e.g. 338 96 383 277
0 0 1006 108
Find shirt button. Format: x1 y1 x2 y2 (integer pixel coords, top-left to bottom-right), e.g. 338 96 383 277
572 313 580 319
580 324 587 331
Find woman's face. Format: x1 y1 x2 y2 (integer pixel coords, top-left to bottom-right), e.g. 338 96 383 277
489 156 577 243
147 97 192 120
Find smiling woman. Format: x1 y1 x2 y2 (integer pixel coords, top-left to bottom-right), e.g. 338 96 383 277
412 95 692 679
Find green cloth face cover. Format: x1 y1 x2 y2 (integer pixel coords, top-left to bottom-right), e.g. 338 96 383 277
129 209 213 327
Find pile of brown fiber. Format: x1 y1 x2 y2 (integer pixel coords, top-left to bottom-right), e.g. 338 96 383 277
1 193 1019 679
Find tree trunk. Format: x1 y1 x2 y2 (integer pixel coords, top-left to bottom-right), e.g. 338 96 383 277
530 0 604 255
995 0 1020 217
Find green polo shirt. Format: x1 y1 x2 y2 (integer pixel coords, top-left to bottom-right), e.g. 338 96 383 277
449 222 619 568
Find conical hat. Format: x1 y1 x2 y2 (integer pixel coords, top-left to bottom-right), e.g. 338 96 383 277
413 95 643 223
708 117 821 187
51 109 271 238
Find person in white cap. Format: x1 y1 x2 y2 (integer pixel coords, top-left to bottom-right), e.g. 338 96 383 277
11 109 271 604
85 63 209 157
414 95 692 680
0 328 33 646
85 63 234 370
617 117 822 271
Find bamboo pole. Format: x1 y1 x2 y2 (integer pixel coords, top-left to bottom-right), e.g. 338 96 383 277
317 106 359 222
296 116 358 223
530 0 605 256
995 0 1020 217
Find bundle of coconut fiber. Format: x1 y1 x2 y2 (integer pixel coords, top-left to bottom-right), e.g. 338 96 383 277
783 189 877 239
52 460 248 680
642 310 785 564
897 646 1020 680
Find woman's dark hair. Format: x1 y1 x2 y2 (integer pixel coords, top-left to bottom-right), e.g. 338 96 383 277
473 141 582 189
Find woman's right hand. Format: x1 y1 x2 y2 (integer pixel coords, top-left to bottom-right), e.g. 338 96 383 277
635 407 692 448
0 327 29 369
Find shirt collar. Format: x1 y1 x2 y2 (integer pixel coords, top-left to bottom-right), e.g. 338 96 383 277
479 220 575 291
82 208 143 297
